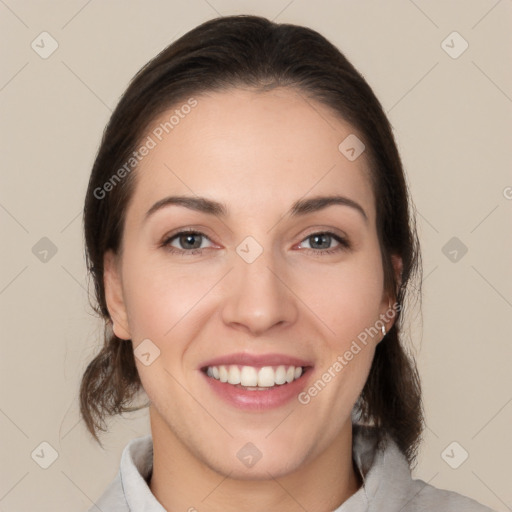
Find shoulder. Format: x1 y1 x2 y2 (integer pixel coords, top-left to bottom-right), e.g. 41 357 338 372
401 477 496 511
87 471 129 512
87 434 156 512
351 424 496 512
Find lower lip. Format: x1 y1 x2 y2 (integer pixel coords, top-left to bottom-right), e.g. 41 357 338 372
202 369 312 410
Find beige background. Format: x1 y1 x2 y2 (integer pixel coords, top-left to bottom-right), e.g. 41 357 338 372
1 1 511 511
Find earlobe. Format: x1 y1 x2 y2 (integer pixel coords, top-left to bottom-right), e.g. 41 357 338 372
103 250 131 340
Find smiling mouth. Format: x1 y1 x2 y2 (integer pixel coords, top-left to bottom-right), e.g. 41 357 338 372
202 364 308 390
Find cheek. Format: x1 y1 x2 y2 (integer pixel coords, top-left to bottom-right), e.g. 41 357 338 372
120 250 223 360
301 249 385 342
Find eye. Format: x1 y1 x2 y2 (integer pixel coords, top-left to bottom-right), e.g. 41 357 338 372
160 230 215 255
297 231 351 255
159 229 351 256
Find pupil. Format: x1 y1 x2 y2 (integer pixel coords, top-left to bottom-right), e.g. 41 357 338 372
181 234 201 249
312 234 329 249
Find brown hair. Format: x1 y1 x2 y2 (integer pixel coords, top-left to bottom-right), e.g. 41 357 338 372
80 14 423 464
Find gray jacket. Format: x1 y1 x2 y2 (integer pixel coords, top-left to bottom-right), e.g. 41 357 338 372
88 424 495 511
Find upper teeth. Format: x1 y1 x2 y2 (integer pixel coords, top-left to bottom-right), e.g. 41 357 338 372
206 365 303 387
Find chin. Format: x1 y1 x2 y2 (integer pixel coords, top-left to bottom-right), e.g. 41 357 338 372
209 451 304 481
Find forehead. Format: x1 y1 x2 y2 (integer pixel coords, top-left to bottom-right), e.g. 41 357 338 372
128 87 375 223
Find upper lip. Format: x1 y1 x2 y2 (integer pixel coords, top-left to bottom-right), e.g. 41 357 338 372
200 352 313 370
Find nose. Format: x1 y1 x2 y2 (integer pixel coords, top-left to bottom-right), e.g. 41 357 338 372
221 246 298 336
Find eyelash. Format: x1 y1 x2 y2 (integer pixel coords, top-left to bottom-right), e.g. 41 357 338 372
159 228 351 256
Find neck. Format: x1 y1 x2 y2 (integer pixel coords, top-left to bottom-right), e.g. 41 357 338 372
148 408 362 512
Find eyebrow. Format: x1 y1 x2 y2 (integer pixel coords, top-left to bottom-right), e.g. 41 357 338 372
145 194 368 223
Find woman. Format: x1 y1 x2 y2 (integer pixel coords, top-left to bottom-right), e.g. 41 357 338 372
80 15 495 512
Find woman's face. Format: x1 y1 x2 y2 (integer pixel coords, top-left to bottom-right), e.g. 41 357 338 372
104 87 399 478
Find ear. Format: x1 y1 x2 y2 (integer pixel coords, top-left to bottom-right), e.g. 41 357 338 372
391 253 403 295
103 249 131 340
379 253 403 331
